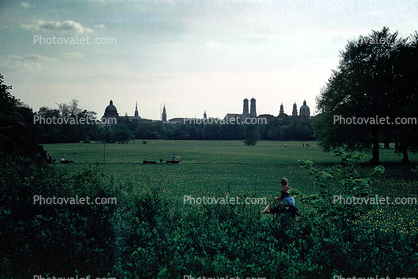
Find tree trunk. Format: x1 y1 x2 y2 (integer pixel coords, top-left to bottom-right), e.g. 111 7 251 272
400 146 410 164
384 141 390 149
370 129 380 164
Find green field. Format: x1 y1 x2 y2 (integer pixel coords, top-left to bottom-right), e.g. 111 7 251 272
42 140 418 233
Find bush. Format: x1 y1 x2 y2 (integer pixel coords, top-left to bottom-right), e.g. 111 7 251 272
0 159 117 278
2 148 418 278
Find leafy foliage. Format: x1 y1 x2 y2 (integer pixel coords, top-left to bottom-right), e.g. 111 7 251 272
300 148 385 232
0 74 45 160
314 27 418 163
2 146 418 278
0 160 117 278
243 124 261 146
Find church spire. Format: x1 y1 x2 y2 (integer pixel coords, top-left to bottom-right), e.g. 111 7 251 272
292 102 298 117
134 101 139 117
162 103 167 122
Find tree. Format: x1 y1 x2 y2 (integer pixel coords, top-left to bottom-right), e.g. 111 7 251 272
314 27 407 163
203 123 220 140
243 124 260 146
36 101 99 143
0 74 45 160
390 33 418 163
112 124 132 143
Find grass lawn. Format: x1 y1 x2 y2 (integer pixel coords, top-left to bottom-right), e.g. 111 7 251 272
42 140 418 233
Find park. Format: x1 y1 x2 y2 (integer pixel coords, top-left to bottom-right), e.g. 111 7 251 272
2 24 418 278
19 139 415 278
42 140 418 234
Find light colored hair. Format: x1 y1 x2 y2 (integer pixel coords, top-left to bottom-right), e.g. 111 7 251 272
280 178 288 187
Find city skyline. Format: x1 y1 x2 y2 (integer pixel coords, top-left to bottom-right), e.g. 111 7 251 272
102 97 311 122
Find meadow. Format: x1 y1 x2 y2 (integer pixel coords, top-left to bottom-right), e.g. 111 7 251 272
42 140 418 234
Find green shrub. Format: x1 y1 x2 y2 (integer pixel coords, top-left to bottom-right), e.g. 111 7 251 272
0 158 117 278
2 148 418 279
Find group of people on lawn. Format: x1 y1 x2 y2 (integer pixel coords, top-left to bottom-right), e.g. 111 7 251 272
142 154 180 163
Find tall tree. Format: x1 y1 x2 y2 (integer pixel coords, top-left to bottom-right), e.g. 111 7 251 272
314 27 405 163
390 33 418 162
0 74 45 159
243 124 260 146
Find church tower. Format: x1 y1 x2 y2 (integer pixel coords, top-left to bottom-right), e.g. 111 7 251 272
292 102 298 117
203 110 207 120
249 98 257 118
134 101 139 117
162 104 167 122
279 103 284 115
243 98 249 116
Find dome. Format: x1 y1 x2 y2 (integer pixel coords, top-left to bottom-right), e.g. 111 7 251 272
299 100 310 117
104 100 119 117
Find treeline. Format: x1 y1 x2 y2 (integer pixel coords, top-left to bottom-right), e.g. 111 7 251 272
35 106 314 143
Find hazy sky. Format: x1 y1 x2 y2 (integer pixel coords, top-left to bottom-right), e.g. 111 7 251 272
1 0 417 120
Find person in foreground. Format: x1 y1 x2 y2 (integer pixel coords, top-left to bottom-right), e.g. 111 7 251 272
263 177 301 218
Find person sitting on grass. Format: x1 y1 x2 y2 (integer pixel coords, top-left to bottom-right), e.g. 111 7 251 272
263 177 300 218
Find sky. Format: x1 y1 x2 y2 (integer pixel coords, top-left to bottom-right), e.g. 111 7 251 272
1 0 417 120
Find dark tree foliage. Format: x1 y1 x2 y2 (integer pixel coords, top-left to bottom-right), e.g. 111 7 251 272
390 33 418 162
0 74 45 160
111 123 133 143
243 124 260 146
35 101 99 143
35 105 314 143
314 27 417 163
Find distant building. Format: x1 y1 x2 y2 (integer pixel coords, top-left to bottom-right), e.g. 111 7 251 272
249 98 257 118
162 104 167 122
168 117 186 125
103 100 119 118
258 114 275 122
299 100 310 117
134 101 139 117
101 100 152 125
276 100 311 121
101 98 310 126
243 98 249 117
167 109 208 125
224 98 258 122
278 103 289 121
292 102 298 117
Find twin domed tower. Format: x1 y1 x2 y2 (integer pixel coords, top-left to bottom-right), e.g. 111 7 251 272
242 98 257 118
